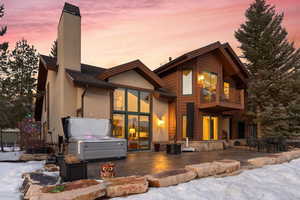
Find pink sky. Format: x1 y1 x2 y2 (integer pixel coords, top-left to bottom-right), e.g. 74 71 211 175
1 0 300 70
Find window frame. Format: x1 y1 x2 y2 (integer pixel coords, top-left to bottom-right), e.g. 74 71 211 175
112 88 152 151
182 114 187 139
182 69 193 96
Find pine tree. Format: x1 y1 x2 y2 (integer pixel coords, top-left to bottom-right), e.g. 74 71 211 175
0 2 9 151
0 3 7 51
5 39 39 123
235 0 300 138
50 40 57 58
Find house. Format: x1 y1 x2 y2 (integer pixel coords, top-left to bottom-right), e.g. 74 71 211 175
154 42 249 147
35 3 248 151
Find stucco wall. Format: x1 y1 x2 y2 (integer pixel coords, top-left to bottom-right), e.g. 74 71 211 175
108 70 154 90
41 10 82 144
83 88 111 119
41 70 61 143
152 96 169 142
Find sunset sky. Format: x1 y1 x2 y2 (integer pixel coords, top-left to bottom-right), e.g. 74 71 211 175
1 0 300 70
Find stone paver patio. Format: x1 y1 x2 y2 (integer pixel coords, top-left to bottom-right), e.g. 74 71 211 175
87 148 269 178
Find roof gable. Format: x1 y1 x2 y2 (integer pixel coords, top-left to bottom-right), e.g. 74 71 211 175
98 60 165 88
154 42 249 81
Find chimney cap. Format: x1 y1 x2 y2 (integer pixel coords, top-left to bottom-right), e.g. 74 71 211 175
63 2 81 17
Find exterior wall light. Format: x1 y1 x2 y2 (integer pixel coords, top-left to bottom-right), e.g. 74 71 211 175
197 74 205 83
157 119 165 127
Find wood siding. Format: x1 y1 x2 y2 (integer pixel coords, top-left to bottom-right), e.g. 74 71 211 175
159 50 247 141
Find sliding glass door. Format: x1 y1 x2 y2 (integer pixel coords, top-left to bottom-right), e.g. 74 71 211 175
203 116 218 140
112 88 151 151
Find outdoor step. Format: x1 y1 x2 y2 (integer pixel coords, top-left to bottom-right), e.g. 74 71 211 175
146 168 197 187
104 176 148 198
24 179 105 200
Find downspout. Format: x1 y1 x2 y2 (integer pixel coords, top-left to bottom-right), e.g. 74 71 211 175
81 85 88 117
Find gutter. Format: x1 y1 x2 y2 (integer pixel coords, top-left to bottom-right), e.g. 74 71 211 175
81 85 88 117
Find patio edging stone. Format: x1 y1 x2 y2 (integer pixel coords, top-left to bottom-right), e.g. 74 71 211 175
23 149 300 199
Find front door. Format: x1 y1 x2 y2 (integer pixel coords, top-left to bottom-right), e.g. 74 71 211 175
127 115 150 151
203 116 218 140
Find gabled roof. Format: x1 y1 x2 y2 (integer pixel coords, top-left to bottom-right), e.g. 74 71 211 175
40 55 58 71
80 64 106 76
154 42 249 80
98 59 165 88
39 55 106 76
65 69 116 89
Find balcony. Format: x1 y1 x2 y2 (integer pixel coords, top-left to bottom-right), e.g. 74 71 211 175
199 87 244 112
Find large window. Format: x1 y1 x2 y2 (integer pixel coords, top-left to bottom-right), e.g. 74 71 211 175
182 115 187 139
140 91 150 113
112 88 151 151
203 116 218 140
198 71 218 103
127 89 138 112
112 114 125 138
113 89 125 111
182 69 193 95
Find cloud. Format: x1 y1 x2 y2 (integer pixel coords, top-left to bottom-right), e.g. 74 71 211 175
1 0 299 68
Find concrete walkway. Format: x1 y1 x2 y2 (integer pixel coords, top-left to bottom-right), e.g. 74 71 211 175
87 148 269 178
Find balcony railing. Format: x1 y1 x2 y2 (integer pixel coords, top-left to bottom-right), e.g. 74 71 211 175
199 87 244 109
200 88 217 104
220 88 242 105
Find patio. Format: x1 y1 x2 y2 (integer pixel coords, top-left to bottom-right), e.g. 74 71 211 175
87 148 269 178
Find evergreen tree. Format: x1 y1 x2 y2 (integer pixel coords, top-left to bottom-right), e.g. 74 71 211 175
5 39 39 123
235 0 300 138
0 2 10 151
50 39 57 58
0 3 7 51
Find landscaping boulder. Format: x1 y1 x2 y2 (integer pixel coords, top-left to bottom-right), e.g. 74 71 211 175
287 149 300 160
247 156 277 167
185 160 240 178
20 154 48 161
214 160 241 174
44 164 59 172
104 176 148 198
21 172 60 194
25 179 105 200
185 162 218 178
146 169 197 187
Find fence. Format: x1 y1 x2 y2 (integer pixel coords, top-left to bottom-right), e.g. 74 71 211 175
0 129 20 147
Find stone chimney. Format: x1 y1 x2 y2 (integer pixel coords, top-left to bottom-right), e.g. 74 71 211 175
57 2 81 71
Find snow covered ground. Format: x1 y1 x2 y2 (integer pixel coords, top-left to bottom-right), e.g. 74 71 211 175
115 159 300 200
0 161 44 200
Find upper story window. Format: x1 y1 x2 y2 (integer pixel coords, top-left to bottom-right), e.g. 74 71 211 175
198 71 218 103
182 69 193 95
113 89 125 111
140 91 150 113
113 88 150 114
127 89 138 112
223 82 230 99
